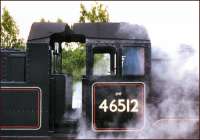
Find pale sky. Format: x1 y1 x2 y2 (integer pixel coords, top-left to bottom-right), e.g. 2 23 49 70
1 1 199 53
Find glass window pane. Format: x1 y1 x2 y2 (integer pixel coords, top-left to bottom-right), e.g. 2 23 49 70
93 53 111 75
122 47 145 75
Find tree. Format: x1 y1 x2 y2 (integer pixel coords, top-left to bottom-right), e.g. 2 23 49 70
62 43 86 81
40 18 46 22
56 18 63 23
62 2 109 82
79 2 109 23
39 18 63 23
1 7 25 49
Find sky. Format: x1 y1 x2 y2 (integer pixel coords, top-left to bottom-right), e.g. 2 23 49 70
1 1 199 53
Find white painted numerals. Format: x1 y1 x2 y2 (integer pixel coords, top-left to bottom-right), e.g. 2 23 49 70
98 99 139 113
99 99 109 112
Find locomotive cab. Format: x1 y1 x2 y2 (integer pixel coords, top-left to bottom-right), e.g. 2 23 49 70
73 23 151 133
0 22 151 137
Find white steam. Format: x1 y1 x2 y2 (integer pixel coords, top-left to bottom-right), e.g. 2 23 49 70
93 54 111 75
71 24 199 138
117 22 149 40
71 44 199 139
138 44 198 139
72 82 82 109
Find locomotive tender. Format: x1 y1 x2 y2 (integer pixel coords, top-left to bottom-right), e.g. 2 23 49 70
2 22 196 138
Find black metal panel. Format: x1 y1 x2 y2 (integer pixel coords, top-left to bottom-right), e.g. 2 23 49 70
49 74 77 135
0 49 26 82
0 87 40 129
86 44 93 76
7 54 26 81
0 50 7 81
49 74 73 131
64 75 73 110
26 43 49 134
50 74 66 127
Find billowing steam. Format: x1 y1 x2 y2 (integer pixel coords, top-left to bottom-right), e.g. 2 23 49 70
117 22 149 40
72 82 82 109
123 44 199 139
71 24 199 139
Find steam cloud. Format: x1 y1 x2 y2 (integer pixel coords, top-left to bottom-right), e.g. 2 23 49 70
71 24 199 139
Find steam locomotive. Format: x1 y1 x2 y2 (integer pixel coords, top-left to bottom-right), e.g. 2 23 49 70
0 22 198 138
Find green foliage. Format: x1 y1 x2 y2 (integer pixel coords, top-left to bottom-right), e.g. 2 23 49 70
36 3 109 81
1 7 25 49
39 18 63 23
62 43 86 82
62 2 109 82
40 18 46 22
56 18 63 23
39 18 51 23
79 2 109 23
94 53 104 64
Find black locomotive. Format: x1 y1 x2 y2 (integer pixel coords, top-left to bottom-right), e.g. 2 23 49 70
0 22 198 139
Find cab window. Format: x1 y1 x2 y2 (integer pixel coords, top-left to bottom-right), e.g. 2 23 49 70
122 47 145 75
92 47 116 76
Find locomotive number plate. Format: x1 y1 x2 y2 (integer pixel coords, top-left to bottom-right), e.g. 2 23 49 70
92 82 145 132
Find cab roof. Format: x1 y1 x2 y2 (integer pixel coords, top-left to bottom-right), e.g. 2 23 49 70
27 22 150 44
73 22 150 41
27 22 85 44
28 22 69 43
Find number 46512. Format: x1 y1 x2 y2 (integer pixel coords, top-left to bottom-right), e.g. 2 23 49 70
98 99 139 113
